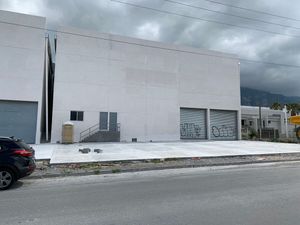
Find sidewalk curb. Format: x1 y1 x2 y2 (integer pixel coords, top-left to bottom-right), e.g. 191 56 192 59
47 152 300 165
26 158 300 180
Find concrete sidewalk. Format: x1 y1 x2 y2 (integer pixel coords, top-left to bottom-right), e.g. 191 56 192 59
31 141 300 164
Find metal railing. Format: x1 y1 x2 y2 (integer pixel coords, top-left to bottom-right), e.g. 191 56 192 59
79 123 120 142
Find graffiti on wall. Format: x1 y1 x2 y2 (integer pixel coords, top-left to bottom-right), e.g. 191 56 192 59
211 125 236 138
180 123 202 139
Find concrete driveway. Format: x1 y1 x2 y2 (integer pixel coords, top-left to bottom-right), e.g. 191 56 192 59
32 141 300 164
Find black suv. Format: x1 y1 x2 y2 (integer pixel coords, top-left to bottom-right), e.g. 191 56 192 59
0 137 36 190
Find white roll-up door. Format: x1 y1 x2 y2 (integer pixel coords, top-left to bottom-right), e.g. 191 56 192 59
210 110 237 140
180 108 207 139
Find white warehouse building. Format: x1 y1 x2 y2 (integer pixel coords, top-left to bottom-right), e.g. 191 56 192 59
0 10 241 144
50 27 241 143
0 10 53 144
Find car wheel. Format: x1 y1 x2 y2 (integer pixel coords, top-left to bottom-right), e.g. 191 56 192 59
0 168 15 190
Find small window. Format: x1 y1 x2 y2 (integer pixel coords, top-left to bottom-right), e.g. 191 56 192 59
70 111 77 120
77 112 84 121
268 120 271 124
249 121 253 126
70 111 84 121
241 119 245 126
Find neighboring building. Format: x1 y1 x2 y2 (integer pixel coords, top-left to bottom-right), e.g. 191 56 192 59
241 106 294 138
51 26 241 143
0 10 53 143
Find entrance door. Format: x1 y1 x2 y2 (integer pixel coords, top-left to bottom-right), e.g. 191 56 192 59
109 112 118 131
100 112 108 130
100 112 118 131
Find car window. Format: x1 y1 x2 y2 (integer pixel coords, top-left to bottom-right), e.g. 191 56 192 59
16 140 31 150
0 142 9 151
0 141 19 151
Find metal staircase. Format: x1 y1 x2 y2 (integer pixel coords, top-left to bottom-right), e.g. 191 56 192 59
80 123 120 142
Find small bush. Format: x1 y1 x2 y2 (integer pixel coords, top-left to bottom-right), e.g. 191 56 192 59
150 159 161 163
94 170 100 175
248 129 257 139
112 168 121 173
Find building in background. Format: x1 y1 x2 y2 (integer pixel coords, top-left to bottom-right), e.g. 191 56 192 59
0 10 53 144
51 27 241 143
241 106 294 139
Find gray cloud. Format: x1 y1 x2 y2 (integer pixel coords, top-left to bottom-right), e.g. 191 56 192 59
1 0 300 96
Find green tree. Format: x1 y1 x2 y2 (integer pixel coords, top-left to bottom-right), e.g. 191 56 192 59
286 103 300 115
270 102 282 110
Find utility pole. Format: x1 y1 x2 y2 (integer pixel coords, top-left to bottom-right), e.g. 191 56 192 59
259 106 262 140
283 105 289 138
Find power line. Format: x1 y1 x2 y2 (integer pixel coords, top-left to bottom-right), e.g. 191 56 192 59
47 31 300 69
1 11 300 69
240 58 300 69
165 0 300 30
0 19 239 60
54 27 300 68
199 0 300 22
110 0 300 39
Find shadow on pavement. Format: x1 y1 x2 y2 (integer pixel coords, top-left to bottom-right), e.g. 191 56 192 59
10 180 24 190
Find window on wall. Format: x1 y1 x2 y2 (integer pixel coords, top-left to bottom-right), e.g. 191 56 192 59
70 111 84 121
241 119 245 126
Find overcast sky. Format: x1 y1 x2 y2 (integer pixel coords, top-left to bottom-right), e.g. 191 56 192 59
1 0 300 96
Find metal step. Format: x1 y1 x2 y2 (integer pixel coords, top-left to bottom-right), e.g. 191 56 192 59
81 130 120 142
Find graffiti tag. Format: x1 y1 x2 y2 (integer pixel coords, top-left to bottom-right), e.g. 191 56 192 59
180 123 202 139
212 125 236 138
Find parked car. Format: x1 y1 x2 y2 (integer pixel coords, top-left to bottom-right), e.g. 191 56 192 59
0 137 36 190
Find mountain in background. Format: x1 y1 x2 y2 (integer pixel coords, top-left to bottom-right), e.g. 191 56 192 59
241 87 300 107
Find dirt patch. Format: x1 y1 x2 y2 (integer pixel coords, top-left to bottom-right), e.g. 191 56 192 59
31 153 300 179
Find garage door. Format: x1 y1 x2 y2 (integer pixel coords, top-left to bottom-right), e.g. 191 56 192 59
180 108 207 139
0 100 38 143
210 110 237 140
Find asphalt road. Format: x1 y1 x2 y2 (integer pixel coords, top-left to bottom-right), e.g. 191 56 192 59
1 163 300 225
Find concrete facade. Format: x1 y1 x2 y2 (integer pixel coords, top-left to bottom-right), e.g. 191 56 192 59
0 10 47 143
51 27 241 143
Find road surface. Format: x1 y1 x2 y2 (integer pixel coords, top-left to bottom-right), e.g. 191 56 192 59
1 163 300 225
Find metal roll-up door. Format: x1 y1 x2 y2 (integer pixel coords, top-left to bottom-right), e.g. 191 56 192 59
0 100 38 143
210 110 237 140
180 108 207 139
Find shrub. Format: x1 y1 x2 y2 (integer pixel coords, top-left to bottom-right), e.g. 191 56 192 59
248 129 257 139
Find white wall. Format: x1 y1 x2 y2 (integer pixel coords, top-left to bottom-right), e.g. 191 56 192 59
51 27 240 143
0 10 46 143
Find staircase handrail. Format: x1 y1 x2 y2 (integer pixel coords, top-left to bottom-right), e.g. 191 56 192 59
79 123 100 141
79 123 121 142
